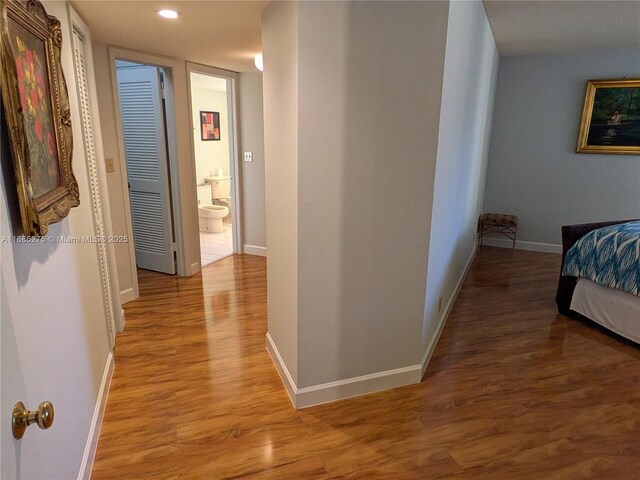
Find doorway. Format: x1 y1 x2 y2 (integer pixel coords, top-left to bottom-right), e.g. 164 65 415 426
115 60 176 275
108 50 243 299
188 69 241 267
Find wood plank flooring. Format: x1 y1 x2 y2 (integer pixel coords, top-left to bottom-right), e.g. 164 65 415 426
91 248 640 479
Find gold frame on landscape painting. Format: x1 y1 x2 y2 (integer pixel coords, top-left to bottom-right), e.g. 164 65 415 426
577 78 640 155
0 0 79 236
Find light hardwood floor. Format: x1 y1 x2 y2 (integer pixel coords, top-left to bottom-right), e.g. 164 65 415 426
91 248 640 479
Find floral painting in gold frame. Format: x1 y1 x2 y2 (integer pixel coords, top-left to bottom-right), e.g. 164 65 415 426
577 78 640 155
0 0 79 236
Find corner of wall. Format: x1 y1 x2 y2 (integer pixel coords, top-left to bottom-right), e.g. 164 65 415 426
420 244 477 378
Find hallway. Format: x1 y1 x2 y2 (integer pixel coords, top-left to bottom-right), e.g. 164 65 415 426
91 249 640 479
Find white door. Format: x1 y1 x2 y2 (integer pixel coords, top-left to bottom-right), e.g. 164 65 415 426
117 66 176 274
72 27 120 343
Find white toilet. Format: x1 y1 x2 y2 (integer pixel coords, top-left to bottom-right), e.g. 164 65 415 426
206 175 232 221
205 175 231 202
197 184 228 233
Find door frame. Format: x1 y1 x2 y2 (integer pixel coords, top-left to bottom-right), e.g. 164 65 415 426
187 62 243 254
108 47 191 294
68 8 123 341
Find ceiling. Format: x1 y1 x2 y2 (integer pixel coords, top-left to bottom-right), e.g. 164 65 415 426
71 1 640 73
71 1 269 72
483 1 640 56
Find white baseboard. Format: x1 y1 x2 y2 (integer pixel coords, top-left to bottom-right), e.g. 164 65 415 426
117 307 125 333
266 333 422 409
265 333 296 407
120 287 136 304
295 364 422 409
78 352 114 480
243 244 267 257
481 237 561 254
421 245 478 378
265 245 479 409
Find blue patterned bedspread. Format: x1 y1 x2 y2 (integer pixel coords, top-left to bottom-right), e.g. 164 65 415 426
562 221 640 296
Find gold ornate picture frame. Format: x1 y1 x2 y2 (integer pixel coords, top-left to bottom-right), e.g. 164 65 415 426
577 78 640 155
0 0 79 236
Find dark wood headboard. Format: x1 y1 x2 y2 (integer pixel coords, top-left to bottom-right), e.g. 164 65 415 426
555 219 640 315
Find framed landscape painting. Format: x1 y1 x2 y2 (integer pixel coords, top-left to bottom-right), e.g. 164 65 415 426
0 0 79 236
577 78 640 154
200 111 220 141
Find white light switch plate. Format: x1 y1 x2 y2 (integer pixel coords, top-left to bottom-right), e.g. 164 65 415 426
243 152 253 162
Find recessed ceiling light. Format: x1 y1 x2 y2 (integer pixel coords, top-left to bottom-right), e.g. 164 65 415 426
254 54 263 72
157 9 179 19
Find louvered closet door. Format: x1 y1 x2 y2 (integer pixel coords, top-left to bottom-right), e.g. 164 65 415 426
73 29 117 344
117 66 176 274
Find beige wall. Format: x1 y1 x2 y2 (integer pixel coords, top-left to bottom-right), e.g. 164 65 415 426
92 43 136 299
1 2 112 477
238 72 266 250
263 1 299 383
296 1 448 387
263 1 450 391
191 85 230 183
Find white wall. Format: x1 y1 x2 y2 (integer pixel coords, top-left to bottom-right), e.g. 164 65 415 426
484 48 640 247
1 2 112 478
263 1 299 383
190 85 230 184
423 1 499 353
263 1 450 397
239 72 266 250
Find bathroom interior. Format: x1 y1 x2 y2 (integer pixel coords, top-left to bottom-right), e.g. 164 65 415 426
191 72 234 267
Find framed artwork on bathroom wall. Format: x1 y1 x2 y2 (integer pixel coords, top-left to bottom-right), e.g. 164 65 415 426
200 110 220 141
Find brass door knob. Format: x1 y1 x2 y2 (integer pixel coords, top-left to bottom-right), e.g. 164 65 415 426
12 401 55 439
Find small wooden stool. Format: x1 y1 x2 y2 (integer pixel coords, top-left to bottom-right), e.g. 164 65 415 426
478 213 519 248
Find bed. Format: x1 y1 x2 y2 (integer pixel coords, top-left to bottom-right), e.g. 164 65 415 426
556 219 640 344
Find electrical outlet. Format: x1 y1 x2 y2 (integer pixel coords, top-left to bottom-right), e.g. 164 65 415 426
438 296 443 313
105 157 115 173
243 151 253 162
